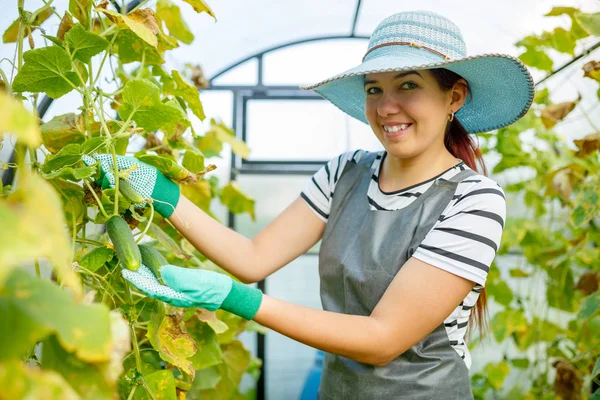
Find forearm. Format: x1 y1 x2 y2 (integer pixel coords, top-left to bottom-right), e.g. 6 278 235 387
253 295 388 366
167 194 259 284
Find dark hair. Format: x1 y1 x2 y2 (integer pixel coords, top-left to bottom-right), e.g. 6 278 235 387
429 68 489 341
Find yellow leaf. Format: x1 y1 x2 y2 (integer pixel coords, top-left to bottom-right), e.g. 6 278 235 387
182 0 217 20
0 91 41 147
97 8 159 48
0 173 81 298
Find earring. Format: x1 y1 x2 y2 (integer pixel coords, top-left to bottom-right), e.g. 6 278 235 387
448 111 455 122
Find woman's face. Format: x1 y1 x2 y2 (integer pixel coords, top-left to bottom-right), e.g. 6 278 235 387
364 69 465 161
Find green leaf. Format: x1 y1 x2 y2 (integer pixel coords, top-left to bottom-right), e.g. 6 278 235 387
198 341 251 400
157 0 194 44
0 360 80 399
0 91 42 147
510 358 530 369
118 79 184 132
488 281 514 306
79 247 115 273
548 27 575 56
592 357 600 381
181 180 213 214
140 370 177 400
147 222 190 261
182 0 216 20
166 70 205 120
147 302 197 377
0 267 110 362
518 48 553 72
192 365 221 391
65 24 109 63
210 119 250 159
579 291 600 320
69 0 93 28
187 317 223 370
113 30 164 65
182 150 205 173
509 268 530 278
545 7 579 17
51 179 86 230
41 113 86 154
138 154 198 184
196 130 223 158
41 334 114 398
41 143 82 174
576 12 600 36
484 361 510 390
12 46 80 99
0 174 80 295
42 164 97 181
492 309 527 342
220 183 256 221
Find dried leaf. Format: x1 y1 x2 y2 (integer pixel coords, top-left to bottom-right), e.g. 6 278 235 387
190 64 210 90
574 132 600 157
552 359 582 400
57 12 74 41
540 95 581 129
583 60 600 82
575 271 600 295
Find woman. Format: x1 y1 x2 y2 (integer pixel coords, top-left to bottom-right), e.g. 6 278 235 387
88 10 534 398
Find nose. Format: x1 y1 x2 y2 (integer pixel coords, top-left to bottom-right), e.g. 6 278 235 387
377 92 402 118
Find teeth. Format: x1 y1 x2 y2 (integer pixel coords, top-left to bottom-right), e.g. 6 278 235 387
383 124 409 133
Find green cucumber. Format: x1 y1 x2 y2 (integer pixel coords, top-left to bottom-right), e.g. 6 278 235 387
118 178 146 204
138 244 167 284
106 215 142 271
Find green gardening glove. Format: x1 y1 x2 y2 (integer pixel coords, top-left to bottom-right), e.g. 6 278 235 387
121 264 263 320
82 154 180 218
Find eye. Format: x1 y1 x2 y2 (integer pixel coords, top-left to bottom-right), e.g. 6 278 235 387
400 81 418 90
366 87 380 95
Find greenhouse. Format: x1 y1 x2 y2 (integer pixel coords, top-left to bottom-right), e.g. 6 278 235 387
1 0 600 399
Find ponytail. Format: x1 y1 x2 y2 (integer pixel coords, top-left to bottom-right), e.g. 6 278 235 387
431 68 489 342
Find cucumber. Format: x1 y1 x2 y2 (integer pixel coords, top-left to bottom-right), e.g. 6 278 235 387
119 178 146 204
106 215 142 271
138 244 167 284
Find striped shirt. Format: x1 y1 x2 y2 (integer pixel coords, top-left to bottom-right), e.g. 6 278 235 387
301 150 506 369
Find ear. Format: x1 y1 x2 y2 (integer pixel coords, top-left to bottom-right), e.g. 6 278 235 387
450 79 468 111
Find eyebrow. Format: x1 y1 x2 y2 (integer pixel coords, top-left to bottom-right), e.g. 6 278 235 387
363 71 423 87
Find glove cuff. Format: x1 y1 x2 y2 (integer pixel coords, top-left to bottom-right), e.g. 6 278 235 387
152 173 181 218
221 280 263 320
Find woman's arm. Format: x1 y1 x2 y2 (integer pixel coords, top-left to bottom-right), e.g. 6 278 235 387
253 256 475 367
168 194 326 284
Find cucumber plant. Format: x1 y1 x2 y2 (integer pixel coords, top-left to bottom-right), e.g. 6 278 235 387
0 1 263 399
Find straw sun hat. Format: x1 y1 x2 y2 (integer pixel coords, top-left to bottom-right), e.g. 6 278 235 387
300 10 535 134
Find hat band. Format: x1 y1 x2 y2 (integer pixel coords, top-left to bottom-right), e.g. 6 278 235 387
362 41 451 63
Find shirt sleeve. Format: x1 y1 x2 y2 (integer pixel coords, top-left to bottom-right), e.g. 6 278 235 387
412 178 507 287
301 150 363 222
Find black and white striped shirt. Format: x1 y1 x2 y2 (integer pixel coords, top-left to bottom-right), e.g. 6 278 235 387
301 150 506 369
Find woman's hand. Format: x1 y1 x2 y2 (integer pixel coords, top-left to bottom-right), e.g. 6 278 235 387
122 264 263 320
82 154 180 218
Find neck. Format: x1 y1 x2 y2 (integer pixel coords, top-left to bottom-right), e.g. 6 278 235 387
379 149 461 192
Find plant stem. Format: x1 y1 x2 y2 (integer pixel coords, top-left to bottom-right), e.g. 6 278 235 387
34 258 40 277
92 32 118 88
76 238 104 247
17 0 25 70
135 202 154 243
127 385 137 400
84 180 109 219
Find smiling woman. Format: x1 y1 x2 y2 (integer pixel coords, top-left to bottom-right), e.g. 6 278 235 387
119 9 534 400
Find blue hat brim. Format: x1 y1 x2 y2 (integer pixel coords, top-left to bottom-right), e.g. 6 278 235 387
300 49 535 134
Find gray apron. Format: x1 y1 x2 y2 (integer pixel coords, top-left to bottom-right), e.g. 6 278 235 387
317 151 477 399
